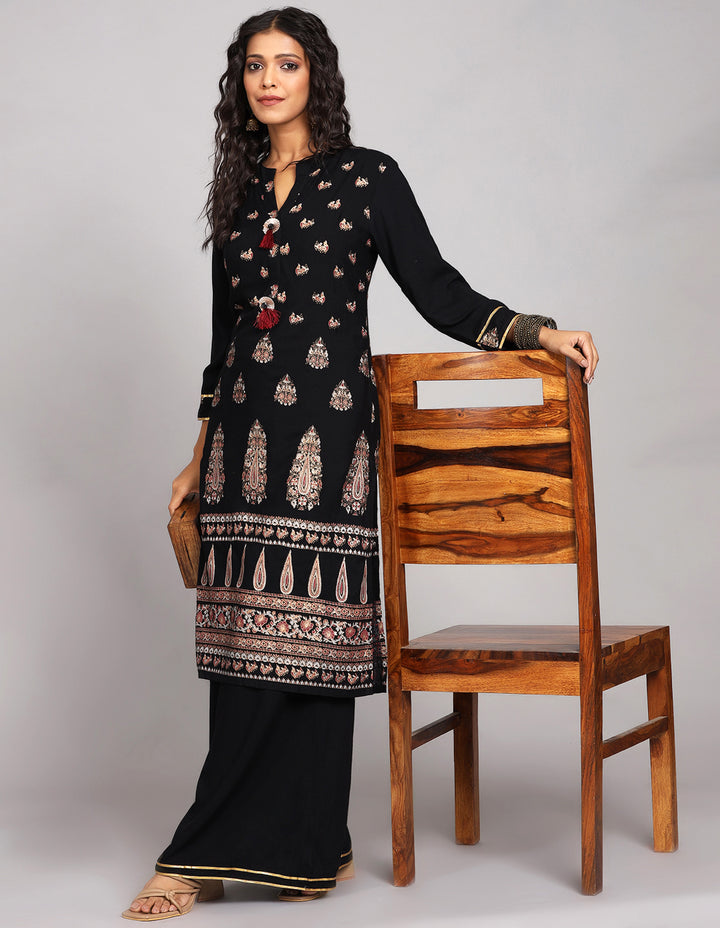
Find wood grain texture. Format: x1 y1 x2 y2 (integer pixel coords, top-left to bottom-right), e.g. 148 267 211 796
646 630 679 852
602 717 668 759
453 693 480 844
567 361 604 895
167 493 201 589
373 349 678 895
402 624 669 663
375 355 416 887
402 663 581 696
411 712 460 750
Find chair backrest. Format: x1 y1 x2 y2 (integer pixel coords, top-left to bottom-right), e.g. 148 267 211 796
373 350 601 644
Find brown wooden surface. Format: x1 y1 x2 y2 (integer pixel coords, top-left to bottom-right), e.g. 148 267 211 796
167 493 200 589
373 349 678 895
402 662 582 696
411 712 460 750
602 717 668 759
390 400 570 431
602 635 666 687
646 631 679 852
393 429 576 566
453 693 480 845
375 355 416 887
566 361 604 895
401 624 669 663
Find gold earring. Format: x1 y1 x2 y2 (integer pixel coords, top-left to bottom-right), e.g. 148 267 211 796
245 116 260 131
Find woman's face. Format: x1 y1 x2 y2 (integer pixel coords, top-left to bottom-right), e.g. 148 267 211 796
243 29 311 132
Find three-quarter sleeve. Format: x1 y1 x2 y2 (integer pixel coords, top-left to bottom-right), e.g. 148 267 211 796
197 243 236 420
368 155 519 350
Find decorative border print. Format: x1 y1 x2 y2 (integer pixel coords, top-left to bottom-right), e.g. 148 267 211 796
199 510 378 556
196 587 386 694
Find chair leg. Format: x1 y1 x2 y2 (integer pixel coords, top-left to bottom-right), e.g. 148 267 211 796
646 632 679 852
579 698 603 894
453 692 479 845
389 683 415 886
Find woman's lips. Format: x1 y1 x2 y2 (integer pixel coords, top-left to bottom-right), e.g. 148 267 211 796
259 97 284 106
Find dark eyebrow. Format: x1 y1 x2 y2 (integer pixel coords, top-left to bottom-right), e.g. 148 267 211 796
246 53 302 60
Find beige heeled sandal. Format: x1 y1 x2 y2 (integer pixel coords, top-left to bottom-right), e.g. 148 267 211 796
277 857 355 902
121 876 224 921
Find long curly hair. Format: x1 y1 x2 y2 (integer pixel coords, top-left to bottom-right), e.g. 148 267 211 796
200 7 353 250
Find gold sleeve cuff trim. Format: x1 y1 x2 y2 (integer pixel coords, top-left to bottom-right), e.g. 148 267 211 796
201 393 214 398
498 313 521 350
198 416 210 421
475 305 502 346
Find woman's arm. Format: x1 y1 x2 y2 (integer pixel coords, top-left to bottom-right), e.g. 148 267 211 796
368 154 598 381
196 243 237 420
169 420 208 516
169 242 238 516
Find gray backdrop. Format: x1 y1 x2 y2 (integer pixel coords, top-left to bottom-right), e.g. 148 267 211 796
2 1 718 925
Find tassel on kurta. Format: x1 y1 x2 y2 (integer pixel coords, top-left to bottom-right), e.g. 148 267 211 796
259 217 280 249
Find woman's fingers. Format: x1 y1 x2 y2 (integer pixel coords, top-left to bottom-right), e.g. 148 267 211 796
169 461 202 515
540 328 599 384
574 331 599 382
168 485 186 516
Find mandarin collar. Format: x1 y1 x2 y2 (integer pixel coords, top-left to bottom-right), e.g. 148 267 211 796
258 151 323 177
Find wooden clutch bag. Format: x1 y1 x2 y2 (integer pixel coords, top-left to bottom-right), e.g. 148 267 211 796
167 493 201 588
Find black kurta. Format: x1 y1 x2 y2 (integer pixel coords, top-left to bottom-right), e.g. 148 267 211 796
194 145 517 697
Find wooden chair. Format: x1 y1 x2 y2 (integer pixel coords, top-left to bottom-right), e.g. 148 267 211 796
373 349 677 895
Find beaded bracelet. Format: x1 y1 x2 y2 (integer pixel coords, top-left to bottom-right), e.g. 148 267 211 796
511 313 557 349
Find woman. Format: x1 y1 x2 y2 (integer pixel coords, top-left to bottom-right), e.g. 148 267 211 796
123 7 598 920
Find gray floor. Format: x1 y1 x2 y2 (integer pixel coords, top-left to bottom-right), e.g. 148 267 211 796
5 743 717 928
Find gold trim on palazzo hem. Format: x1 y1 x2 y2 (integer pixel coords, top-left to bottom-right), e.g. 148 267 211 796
154 855 351 892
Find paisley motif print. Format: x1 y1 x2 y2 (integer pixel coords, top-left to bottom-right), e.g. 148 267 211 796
253 547 267 591
236 544 246 588
232 372 246 403
308 554 322 598
360 560 368 604
206 545 216 586
224 546 233 587
225 340 236 367
274 374 297 406
341 431 370 516
280 550 294 595
306 337 329 369
358 349 371 378
479 327 499 349
329 380 353 411
335 557 349 603
286 425 322 511
203 424 225 504
242 419 268 504
252 333 273 363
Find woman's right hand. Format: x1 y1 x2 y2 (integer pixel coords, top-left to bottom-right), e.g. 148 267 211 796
169 421 209 516
169 459 201 516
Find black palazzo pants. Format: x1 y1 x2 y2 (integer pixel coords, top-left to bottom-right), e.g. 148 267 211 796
155 681 355 892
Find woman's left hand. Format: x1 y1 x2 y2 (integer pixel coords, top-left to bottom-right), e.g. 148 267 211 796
538 327 599 384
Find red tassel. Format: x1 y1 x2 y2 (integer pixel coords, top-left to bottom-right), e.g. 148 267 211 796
259 229 275 249
254 305 281 329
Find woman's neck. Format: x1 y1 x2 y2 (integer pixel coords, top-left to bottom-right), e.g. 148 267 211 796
264 123 316 169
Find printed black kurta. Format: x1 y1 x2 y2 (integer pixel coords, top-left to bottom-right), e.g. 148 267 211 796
195 146 517 697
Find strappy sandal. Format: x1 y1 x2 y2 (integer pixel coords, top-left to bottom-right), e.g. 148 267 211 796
121 876 224 921
277 856 355 902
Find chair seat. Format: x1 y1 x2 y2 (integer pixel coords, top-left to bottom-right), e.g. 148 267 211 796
400 624 669 695
402 623 668 662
